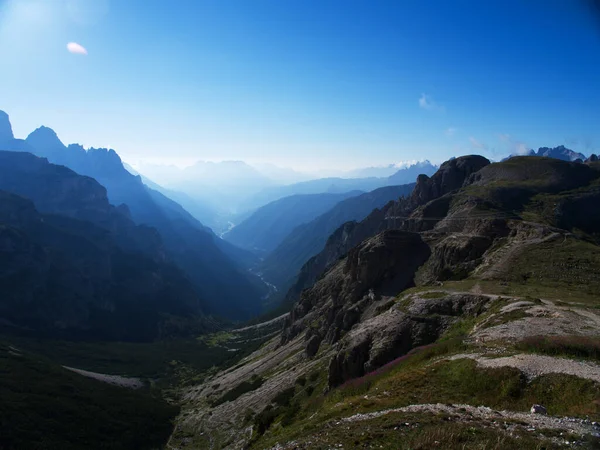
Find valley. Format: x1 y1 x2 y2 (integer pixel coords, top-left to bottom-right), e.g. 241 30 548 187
1 130 599 449
2 3 600 448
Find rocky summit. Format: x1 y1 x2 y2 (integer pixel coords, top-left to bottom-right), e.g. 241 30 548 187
169 155 600 449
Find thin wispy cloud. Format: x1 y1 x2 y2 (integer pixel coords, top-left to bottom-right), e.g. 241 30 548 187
469 136 488 150
498 133 511 143
419 94 444 112
497 133 531 155
445 127 456 137
67 42 88 55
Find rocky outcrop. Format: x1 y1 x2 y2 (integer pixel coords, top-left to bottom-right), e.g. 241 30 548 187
328 292 490 386
260 184 415 292
281 156 491 308
587 154 599 163
410 155 490 206
282 231 431 349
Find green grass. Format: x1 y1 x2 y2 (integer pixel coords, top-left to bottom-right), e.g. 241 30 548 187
197 331 234 347
0 344 178 450
515 335 600 362
419 291 448 299
256 410 562 450
252 340 600 449
1 330 267 382
495 237 600 305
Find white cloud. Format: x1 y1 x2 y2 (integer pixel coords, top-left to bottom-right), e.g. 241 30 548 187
469 136 488 150
419 93 444 112
67 42 87 55
515 143 530 155
445 127 456 137
497 133 531 155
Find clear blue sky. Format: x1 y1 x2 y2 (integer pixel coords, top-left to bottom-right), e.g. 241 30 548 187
1 0 599 170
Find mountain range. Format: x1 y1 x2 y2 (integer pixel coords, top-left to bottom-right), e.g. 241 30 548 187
258 183 416 293
0 151 210 340
505 145 589 162
222 190 364 254
241 161 437 213
172 154 600 449
0 111 266 320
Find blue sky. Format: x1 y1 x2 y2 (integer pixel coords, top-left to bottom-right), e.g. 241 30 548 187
1 0 599 170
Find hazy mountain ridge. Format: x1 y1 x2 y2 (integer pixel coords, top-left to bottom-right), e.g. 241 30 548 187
223 190 364 254
0 110 265 320
243 161 437 212
258 183 416 294
0 153 211 341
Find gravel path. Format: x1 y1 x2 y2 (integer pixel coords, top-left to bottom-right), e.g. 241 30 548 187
63 366 144 389
339 403 600 436
268 403 600 450
232 313 289 332
449 353 600 383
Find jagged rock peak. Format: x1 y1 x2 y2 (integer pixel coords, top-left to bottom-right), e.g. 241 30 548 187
26 125 65 150
587 154 598 163
536 145 586 162
0 110 14 141
67 143 86 153
410 155 490 205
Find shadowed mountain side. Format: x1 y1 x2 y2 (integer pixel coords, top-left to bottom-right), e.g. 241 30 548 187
242 160 436 213
223 191 364 254
0 112 266 320
0 188 209 341
279 155 491 308
258 183 415 295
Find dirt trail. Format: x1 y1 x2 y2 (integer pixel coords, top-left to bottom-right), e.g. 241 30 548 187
63 366 144 389
339 403 599 436
232 313 289 333
268 403 600 450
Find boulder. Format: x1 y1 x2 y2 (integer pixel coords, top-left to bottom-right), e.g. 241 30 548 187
530 404 547 415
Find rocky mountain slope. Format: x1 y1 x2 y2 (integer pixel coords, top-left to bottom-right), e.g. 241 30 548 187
0 111 265 320
258 184 415 293
223 191 363 254
169 155 600 449
0 152 211 341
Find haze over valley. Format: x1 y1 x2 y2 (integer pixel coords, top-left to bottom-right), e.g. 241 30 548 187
1 0 600 449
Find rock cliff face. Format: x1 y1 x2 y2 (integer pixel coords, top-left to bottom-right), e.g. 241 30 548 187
0 151 164 258
0 190 207 341
171 155 600 449
284 156 492 306
259 183 415 292
409 155 490 206
282 231 431 347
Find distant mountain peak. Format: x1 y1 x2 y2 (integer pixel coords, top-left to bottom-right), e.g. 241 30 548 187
536 145 586 162
0 110 14 142
26 126 65 150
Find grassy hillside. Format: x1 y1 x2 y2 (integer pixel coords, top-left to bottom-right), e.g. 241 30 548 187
0 343 178 450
